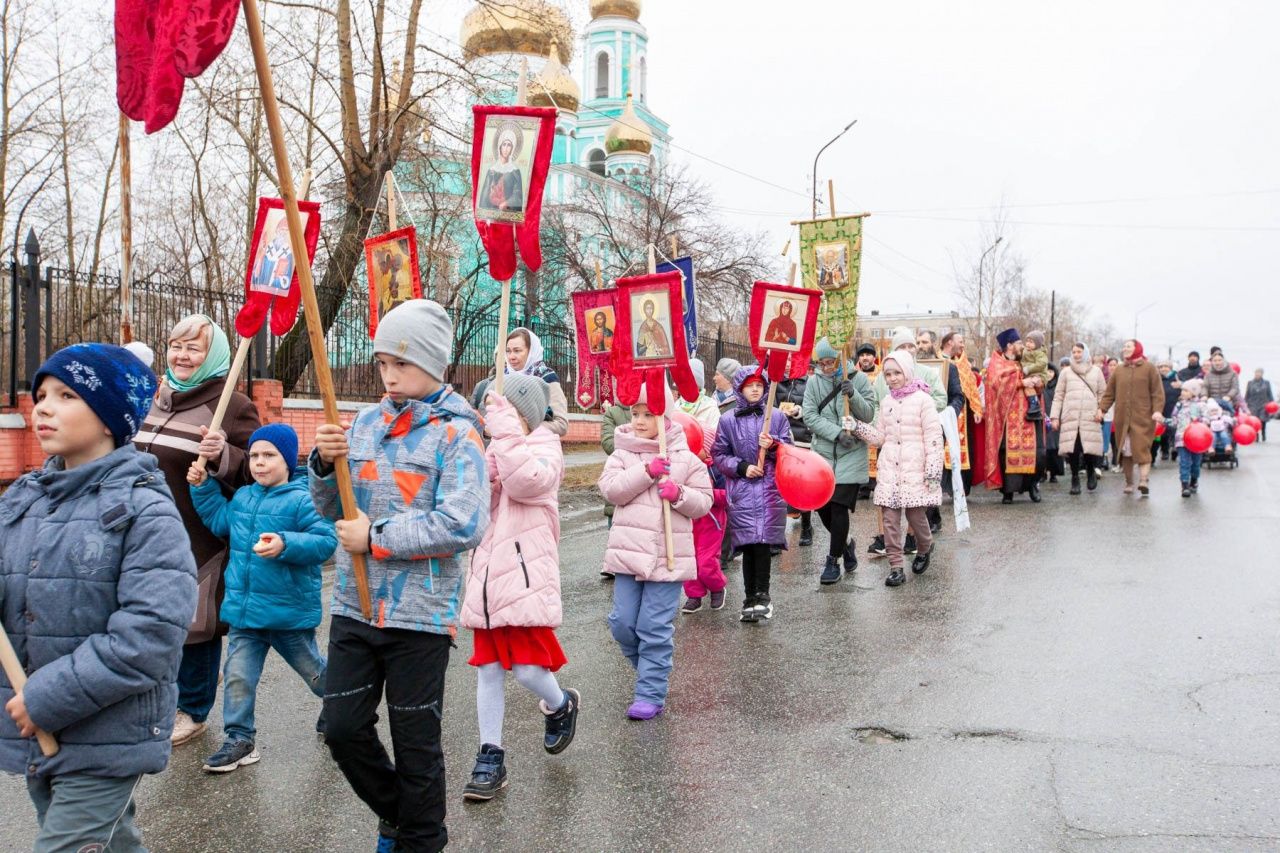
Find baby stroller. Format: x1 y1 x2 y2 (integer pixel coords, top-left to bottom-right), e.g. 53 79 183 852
1204 398 1239 470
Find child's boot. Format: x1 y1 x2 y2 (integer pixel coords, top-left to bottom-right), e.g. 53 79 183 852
680 597 704 614
1026 396 1043 421
1190 477 1199 493
799 519 814 547
1070 472 1082 495
1181 482 1191 498
462 744 507 801
842 541 858 575
542 688 581 755
820 555 842 585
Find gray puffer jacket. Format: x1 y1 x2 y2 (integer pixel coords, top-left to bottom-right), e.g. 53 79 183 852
0 445 197 778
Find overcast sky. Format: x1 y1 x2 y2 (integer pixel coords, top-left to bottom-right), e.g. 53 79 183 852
624 0 1280 372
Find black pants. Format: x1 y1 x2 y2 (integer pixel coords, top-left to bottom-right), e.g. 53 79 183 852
925 505 942 528
1067 435 1101 476
324 616 451 853
740 544 773 601
817 500 854 558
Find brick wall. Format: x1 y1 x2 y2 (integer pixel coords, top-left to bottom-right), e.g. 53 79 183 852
1 383 603 482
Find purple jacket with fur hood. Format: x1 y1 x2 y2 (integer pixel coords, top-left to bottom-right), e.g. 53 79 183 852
711 366 792 550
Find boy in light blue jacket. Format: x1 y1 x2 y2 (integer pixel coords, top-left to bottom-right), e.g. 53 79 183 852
1 344 196 852
188 422 336 774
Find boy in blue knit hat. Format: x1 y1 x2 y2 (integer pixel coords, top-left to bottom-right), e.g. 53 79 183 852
1 343 196 851
187 422 337 774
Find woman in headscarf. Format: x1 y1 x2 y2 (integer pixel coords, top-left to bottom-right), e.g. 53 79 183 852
1096 339 1164 496
133 314 261 745
1050 342 1106 494
472 327 569 436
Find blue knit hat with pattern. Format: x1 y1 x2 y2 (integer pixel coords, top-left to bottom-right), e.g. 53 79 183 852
33 343 158 446
248 423 300 465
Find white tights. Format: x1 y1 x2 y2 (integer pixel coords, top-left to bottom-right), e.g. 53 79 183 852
476 662 565 748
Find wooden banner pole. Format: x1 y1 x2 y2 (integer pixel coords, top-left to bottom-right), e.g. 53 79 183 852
241 0 372 620
386 171 398 231
0 625 58 756
194 170 312 475
119 113 133 344
649 244 675 571
594 258 604 290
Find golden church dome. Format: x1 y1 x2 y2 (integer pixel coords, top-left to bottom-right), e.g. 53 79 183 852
528 40 580 112
461 1 572 65
591 0 641 19
605 93 652 155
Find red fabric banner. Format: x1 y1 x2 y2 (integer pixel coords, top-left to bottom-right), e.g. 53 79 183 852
571 288 618 410
234 197 322 338
610 272 698 416
748 280 823 382
470 105 557 282
116 0 240 134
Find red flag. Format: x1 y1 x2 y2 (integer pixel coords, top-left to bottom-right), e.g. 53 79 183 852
116 0 240 134
610 272 698 416
749 280 823 382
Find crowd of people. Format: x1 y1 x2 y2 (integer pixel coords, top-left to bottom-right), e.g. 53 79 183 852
1 300 1273 852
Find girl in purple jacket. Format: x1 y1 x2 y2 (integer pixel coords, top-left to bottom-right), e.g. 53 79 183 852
711 366 792 622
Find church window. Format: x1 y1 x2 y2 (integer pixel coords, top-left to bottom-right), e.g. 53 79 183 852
588 148 606 176
595 52 610 99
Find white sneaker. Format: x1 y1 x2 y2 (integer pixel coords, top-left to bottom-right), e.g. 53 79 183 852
171 710 208 746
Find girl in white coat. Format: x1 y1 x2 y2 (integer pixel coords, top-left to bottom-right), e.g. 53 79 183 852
851 351 944 587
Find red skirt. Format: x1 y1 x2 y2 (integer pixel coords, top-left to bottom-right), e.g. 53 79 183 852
468 626 567 672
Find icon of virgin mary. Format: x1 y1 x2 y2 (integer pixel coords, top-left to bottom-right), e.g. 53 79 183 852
764 300 799 347
479 122 525 214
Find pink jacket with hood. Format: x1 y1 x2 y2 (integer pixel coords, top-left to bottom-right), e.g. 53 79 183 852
854 350 945 509
598 389 714 582
460 395 565 630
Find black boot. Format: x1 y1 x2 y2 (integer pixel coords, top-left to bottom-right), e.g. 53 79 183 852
1190 477 1199 493
819 555 842 585
543 688 580 755
885 570 906 587
1086 467 1098 491
1028 481 1042 503
1181 482 1191 498
842 541 858 574
799 523 813 547
911 550 932 575
463 744 507 801
1069 472 1082 495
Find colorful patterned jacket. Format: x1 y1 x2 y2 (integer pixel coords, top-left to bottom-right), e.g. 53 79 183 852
309 388 489 634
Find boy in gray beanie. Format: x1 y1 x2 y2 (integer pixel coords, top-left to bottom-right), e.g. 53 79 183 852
714 358 742 411
309 298 489 851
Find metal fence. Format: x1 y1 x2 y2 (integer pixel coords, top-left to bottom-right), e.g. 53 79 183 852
4 249 758 409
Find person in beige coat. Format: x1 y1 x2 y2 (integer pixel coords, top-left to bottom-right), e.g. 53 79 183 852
1096 339 1164 496
1050 342 1106 494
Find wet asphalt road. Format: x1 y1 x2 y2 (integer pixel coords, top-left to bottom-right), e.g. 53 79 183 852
4 447 1280 852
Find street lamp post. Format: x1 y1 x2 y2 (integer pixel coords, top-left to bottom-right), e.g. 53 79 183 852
811 119 857 218
975 236 1002 358
1133 301 1157 338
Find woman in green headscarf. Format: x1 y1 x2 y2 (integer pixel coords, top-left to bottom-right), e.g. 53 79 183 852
134 314 261 747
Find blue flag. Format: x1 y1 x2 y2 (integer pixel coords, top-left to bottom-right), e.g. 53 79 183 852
656 256 696 355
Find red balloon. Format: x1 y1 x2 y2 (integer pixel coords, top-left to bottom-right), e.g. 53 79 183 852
1233 423 1257 446
1246 415 1263 432
1266 401 1279 415
669 411 703 457
775 443 836 511
1183 423 1213 454
1231 362 1241 374
1154 421 1166 437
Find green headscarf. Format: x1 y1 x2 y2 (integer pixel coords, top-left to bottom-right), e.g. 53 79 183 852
165 314 232 392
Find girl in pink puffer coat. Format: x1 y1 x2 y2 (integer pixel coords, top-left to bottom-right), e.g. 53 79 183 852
852 350 944 589
598 387 713 720
460 376 580 802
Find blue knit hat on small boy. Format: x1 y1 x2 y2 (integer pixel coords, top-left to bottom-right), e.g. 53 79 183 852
248 423 299 466
33 343 158 446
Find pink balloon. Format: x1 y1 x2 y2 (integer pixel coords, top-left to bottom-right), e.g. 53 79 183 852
1183 423 1213 454
669 411 703 457
1266 401 1279 415
775 444 836 511
1234 423 1257 446
1246 415 1263 432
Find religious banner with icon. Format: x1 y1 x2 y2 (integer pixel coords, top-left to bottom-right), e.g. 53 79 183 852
235 196 322 337
797 214 864 347
748 280 823 381
470 104 557 281
571 288 618 410
610 271 699 415
364 226 423 339
656 256 697 356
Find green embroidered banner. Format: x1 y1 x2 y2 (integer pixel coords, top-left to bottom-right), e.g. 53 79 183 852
797 215 863 348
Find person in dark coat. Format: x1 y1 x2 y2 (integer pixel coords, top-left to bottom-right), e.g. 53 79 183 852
1043 363 1064 481
1156 360 1181 459
1246 369 1274 441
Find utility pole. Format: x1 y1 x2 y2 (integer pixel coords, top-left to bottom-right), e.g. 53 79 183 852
1049 289 1056 364
975 236 1002 359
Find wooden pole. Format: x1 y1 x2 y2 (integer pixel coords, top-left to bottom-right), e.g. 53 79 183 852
828 179 836 218
241 0 372 619
649 244 675 571
493 68 529 398
595 258 604 290
0 625 58 756
193 170 312 475
386 171 397 231
669 235 678 259
119 113 133 344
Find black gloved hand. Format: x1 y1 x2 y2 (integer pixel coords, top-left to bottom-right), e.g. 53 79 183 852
840 380 854 396
836 432 856 449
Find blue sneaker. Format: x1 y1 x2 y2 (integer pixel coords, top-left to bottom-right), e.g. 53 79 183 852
462 744 507 801
375 833 397 853
201 740 260 774
542 688 580 755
